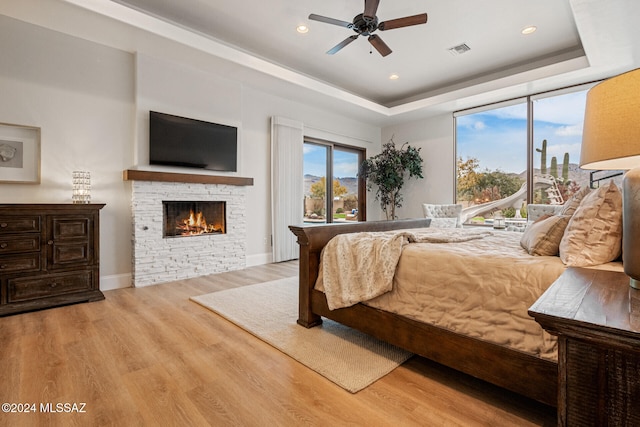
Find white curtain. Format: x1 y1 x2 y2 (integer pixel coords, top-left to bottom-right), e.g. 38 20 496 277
271 116 304 262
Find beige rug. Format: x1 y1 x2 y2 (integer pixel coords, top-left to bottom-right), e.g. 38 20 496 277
190 276 413 393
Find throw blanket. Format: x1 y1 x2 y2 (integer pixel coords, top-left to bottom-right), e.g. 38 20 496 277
318 228 493 310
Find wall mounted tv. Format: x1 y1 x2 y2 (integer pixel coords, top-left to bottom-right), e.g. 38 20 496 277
149 111 237 172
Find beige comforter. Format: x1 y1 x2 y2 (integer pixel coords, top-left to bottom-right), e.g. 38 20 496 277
318 228 493 310
317 228 566 360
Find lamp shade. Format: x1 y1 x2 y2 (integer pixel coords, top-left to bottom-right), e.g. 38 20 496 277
580 69 640 288
580 68 640 170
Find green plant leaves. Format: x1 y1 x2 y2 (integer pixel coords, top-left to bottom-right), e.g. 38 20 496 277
360 141 424 219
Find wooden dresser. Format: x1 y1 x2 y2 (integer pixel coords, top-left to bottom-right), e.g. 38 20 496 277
529 267 640 426
0 204 105 316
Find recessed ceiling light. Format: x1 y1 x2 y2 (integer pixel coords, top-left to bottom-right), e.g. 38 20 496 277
389 74 399 80
521 25 537 35
297 25 309 34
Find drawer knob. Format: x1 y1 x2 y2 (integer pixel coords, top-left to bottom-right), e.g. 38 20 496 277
0 264 6 269
50 282 58 288
0 223 7 228
0 242 7 249
48 240 54 245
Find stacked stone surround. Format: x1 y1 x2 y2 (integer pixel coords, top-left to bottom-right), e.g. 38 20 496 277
131 180 247 287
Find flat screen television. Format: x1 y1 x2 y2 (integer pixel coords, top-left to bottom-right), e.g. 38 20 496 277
149 111 237 172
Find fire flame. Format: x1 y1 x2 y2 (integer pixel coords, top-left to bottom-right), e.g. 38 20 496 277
176 209 223 235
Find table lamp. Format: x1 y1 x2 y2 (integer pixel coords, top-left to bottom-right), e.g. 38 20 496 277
72 171 91 204
580 68 640 289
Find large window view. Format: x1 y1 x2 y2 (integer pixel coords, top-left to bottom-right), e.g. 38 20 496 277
455 84 609 226
532 90 590 205
303 140 364 223
456 100 528 225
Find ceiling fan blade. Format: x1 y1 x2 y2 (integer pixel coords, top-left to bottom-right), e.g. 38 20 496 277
368 35 392 57
363 0 380 21
308 14 353 29
327 35 359 55
379 13 428 31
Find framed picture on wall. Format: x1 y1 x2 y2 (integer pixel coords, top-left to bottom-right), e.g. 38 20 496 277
0 122 41 184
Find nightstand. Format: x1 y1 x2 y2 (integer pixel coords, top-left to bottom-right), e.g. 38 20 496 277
529 267 640 426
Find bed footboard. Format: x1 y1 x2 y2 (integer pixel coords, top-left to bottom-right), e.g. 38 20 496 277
288 218 557 407
289 219 431 328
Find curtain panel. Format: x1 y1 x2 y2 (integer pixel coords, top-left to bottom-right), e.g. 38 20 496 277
271 116 304 262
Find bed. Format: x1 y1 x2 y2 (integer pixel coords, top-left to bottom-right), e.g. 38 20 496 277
290 219 562 406
289 182 624 407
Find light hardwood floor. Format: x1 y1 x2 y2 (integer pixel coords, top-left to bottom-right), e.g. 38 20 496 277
0 261 555 426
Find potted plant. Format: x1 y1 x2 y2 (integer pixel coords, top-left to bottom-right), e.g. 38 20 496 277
360 140 424 220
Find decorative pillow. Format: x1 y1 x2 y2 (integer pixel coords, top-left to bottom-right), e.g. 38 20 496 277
559 186 591 217
559 181 623 266
533 213 552 224
521 214 571 256
526 205 563 223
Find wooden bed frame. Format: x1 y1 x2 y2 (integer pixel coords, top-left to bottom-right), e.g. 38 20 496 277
289 219 558 407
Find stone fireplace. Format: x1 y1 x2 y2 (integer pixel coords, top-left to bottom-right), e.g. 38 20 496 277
124 170 253 287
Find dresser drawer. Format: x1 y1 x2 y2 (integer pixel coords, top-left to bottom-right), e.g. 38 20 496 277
8 270 93 302
0 216 41 234
0 253 41 273
0 235 40 254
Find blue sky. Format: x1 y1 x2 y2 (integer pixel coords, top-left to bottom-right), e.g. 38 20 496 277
456 89 589 174
303 144 359 178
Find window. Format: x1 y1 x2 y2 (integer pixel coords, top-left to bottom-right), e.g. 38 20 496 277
303 139 365 223
455 84 608 225
456 100 528 224
532 88 623 201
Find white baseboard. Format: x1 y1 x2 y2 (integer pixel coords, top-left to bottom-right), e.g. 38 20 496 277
100 273 132 291
100 254 273 291
246 252 273 267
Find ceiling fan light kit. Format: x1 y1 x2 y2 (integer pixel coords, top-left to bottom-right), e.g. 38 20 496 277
309 0 428 57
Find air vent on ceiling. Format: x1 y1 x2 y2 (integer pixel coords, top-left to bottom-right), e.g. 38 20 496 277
448 43 471 56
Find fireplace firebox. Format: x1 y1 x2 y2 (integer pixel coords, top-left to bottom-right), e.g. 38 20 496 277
163 201 226 238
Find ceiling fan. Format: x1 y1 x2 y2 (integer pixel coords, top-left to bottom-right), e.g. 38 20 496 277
309 0 428 57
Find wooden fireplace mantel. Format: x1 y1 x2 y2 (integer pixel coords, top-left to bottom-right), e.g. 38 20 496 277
123 169 253 186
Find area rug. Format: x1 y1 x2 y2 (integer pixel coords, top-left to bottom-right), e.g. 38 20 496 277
190 276 413 393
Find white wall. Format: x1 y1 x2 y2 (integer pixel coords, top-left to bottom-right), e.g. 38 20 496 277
0 15 135 290
0 16 383 287
240 84 384 240
381 114 456 219
133 53 382 181
134 53 383 263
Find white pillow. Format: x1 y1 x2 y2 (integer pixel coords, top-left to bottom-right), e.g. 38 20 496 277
559 181 622 266
521 214 571 256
